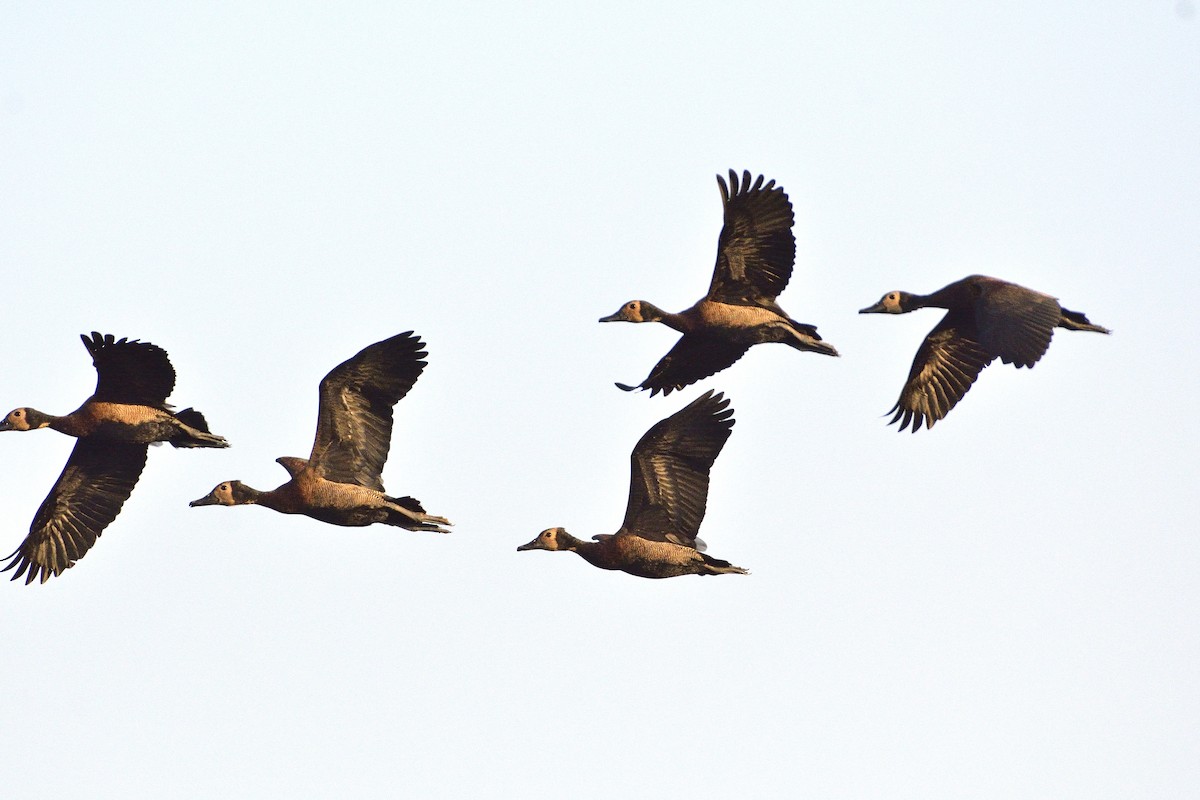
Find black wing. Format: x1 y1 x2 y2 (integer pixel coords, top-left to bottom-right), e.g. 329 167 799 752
975 282 1061 368
888 312 994 432
308 332 427 490
83 331 176 407
705 170 796 312
3 439 148 584
619 390 735 546
616 336 749 397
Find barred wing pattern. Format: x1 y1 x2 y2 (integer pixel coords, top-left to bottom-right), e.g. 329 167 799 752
619 390 735 546
308 332 427 490
3 440 148 584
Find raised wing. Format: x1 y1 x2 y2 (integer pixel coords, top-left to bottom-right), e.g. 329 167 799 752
888 312 994 432
83 331 176 407
706 170 796 311
616 335 749 397
620 390 735 546
975 282 1061 368
2 439 148 584
308 331 427 490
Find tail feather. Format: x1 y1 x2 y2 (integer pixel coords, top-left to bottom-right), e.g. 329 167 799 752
174 407 210 432
802 339 840 357
788 319 822 338
701 552 749 575
383 496 452 533
170 407 229 449
1059 308 1111 334
782 320 839 357
386 494 426 513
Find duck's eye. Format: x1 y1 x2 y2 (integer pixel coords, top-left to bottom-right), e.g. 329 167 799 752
13 410 22 417
220 483 229 491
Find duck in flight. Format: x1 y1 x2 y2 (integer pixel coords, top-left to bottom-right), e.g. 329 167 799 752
859 274 1110 432
190 331 450 533
600 170 838 397
1 332 229 584
518 390 746 578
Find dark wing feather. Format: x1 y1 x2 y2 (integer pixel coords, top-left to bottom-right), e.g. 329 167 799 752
2 439 148 584
620 390 735 546
889 312 994 432
617 335 749 397
308 332 427 490
706 170 796 311
975 283 1061 368
82 331 176 407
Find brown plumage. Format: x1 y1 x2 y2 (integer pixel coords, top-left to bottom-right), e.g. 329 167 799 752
1 332 229 584
517 390 746 578
600 170 838 397
189 331 450 532
860 275 1111 432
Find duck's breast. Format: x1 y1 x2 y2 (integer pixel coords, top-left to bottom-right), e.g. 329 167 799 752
611 535 705 579
72 402 180 442
691 300 782 331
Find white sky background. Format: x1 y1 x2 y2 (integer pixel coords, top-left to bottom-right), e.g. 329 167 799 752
1 2 1197 797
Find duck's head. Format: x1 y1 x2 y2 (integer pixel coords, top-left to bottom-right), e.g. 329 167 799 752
517 526 574 552
0 407 52 432
859 291 913 315
189 480 257 507
599 300 664 324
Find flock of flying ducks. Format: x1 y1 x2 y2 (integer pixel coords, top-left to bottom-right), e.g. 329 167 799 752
0 171 1109 584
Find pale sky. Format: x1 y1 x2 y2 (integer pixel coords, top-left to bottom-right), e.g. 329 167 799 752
2 3 1198 797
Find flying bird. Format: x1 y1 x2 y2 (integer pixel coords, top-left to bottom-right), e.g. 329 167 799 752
517 390 746 578
190 331 450 532
859 274 1110 432
1 332 229 584
600 170 838 396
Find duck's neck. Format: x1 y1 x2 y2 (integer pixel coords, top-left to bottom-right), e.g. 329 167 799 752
659 311 690 333
646 302 690 333
572 536 629 573
556 530 589 552
556 531 607 564
574 542 610 567
904 292 942 311
45 413 81 437
912 278 979 311
235 484 271 507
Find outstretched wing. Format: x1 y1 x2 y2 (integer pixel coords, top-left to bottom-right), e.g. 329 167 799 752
308 332 427 490
3 439 148 584
83 331 176 407
975 281 1061 368
616 336 749 398
620 390 735 547
888 312 994 432
706 170 796 311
